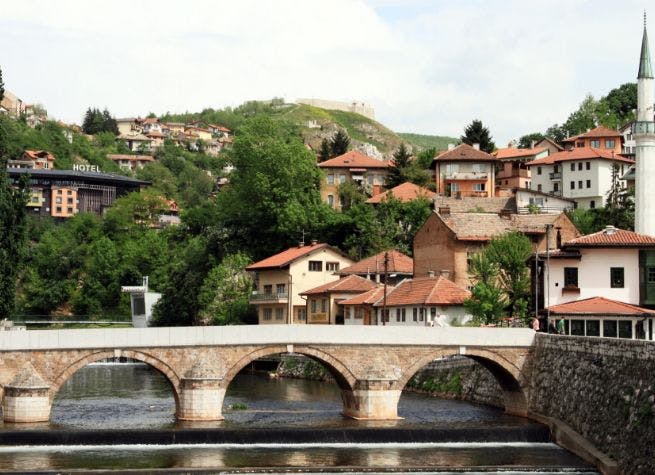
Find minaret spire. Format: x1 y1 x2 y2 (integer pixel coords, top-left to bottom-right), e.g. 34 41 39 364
639 11 654 79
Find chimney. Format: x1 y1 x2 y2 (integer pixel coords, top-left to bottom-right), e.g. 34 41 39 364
472 143 480 151
447 143 456 151
604 225 617 235
440 269 451 279
530 140 536 149
427 270 436 278
310 239 318 246
438 206 451 216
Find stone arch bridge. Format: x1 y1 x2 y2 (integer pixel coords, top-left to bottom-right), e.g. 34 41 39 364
0 326 535 423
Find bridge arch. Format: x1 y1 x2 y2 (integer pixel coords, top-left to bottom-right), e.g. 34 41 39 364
50 350 181 412
223 345 357 391
396 348 528 416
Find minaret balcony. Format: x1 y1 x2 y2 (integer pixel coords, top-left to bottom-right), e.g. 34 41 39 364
632 121 655 135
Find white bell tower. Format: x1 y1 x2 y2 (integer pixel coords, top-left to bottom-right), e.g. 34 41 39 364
635 12 655 235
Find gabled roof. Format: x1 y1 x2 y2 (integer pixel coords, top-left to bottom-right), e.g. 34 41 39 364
338 249 414 276
318 150 389 169
433 196 517 214
23 150 55 161
301 274 376 296
562 126 622 142
366 182 436 204
546 297 655 317
373 276 470 307
536 137 564 151
433 143 498 162
493 147 547 160
246 243 341 270
438 211 566 241
562 226 655 248
107 154 155 162
526 147 634 166
119 133 151 141
338 286 385 306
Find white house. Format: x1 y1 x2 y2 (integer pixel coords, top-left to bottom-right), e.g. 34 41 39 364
526 147 634 209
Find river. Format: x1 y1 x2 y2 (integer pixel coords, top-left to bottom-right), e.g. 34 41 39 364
0 362 599 474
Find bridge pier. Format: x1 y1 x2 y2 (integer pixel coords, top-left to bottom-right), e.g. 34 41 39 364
341 379 402 420
2 363 51 423
176 362 225 421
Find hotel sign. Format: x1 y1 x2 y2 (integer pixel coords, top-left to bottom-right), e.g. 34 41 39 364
73 164 101 173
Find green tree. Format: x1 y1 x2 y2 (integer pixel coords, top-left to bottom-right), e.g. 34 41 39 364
82 107 119 135
330 129 350 157
545 124 567 144
464 253 506 325
461 119 495 153
0 65 4 103
0 141 28 318
198 253 255 325
318 138 331 162
387 143 412 188
517 133 544 149
563 94 598 137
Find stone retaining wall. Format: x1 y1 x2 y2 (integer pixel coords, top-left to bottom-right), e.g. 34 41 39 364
529 334 655 475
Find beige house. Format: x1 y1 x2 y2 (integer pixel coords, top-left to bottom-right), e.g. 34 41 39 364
301 275 376 324
433 144 498 198
246 242 355 324
107 154 155 172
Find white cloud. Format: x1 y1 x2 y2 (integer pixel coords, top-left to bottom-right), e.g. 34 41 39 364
0 0 648 144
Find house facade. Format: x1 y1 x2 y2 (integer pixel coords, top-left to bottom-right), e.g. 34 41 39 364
413 210 580 289
526 147 634 209
246 242 355 325
107 154 155 172
494 146 548 190
301 275 376 324
337 249 413 285
561 126 623 153
432 144 498 198
7 150 56 170
365 182 436 204
318 150 389 209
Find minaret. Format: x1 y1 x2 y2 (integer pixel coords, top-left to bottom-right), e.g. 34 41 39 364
635 12 655 235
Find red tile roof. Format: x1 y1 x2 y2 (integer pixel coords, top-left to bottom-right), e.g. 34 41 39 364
525 147 634 166
338 286 385 305
546 297 655 316
494 147 547 160
373 276 470 306
434 143 498 162
24 150 55 161
301 274 376 296
439 212 566 241
562 126 622 142
366 182 436 204
246 243 333 270
562 226 655 248
107 154 155 161
318 150 389 169
338 250 414 276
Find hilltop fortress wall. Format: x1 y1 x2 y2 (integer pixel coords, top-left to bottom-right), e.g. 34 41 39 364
296 98 375 120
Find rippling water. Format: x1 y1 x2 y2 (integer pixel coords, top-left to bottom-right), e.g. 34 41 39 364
0 363 599 474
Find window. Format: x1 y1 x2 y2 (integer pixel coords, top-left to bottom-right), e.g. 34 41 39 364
263 284 272 294
67 207 73 214
553 182 559 192
590 139 600 148
450 182 460 192
339 174 346 184
321 298 327 312
578 180 582 189
327 195 334 207
605 139 615 149
570 181 575 190
586 320 600 337
276 283 286 295
472 163 485 173
586 180 591 188
297 308 306 321
413 308 418 322
610 267 624 288
537 184 542 192
576 141 585 148
367 175 374 185
648 266 655 283
472 183 485 192
586 161 591 170
419 308 425 321
67 198 73 204
133 296 146 316
56 206 62 213
570 163 575 172
578 162 583 171
308 261 322 272
590 200 596 209
571 320 584 336
57 190 62 195
618 321 633 339
67 190 72 195
326 262 340 272
564 267 578 288
263 308 272 321
275 308 284 320
401 308 406 322
326 174 334 185
603 320 618 338
55 197 62 204
553 165 559 173
396 309 400 322
446 164 459 175
311 300 317 313
537 166 542 175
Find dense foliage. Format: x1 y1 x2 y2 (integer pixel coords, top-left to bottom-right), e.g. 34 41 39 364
82 108 119 135
461 119 495 153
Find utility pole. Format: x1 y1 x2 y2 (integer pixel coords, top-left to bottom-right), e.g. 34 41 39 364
545 224 552 329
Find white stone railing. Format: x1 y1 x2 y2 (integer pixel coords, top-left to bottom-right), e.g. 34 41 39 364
0 325 536 351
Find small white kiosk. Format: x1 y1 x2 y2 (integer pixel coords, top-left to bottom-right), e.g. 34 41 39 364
121 276 161 328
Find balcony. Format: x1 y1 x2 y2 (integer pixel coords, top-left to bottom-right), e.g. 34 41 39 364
549 172 562 180
497 169 529 180
250 292 289 303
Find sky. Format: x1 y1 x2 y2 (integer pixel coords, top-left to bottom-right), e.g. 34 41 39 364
0 0 649 145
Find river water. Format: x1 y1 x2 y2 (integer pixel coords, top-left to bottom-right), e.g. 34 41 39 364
0 362 599 474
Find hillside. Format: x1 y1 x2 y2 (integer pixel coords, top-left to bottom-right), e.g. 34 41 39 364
397 133 459 152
